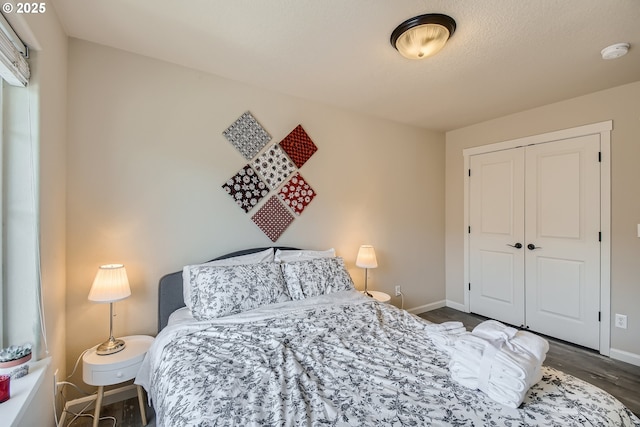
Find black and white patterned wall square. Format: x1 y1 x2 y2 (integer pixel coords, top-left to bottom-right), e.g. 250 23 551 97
223 111 272 160
221 165 269 213
252 144 295 190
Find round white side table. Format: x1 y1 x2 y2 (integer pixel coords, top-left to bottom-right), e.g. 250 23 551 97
362 290 391 303
82 335 154 427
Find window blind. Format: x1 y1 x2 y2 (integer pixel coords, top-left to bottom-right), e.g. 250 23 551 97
0 13 29 87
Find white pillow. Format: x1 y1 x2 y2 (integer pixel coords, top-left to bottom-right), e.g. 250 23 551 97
280 257 355 300
182 248 274 309
167 307 194 325
274 248 335 263
189 262 290 320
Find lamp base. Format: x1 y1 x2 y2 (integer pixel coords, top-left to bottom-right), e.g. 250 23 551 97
96 337 126 356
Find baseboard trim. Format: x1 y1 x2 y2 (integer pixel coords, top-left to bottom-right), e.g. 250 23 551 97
407 300 446 315
445 300 467 312
609 348 640 367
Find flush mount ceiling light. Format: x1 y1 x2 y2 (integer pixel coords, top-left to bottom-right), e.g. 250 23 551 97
600 43 630 60
390 13 456 60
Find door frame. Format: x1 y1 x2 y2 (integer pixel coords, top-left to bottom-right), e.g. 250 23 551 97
462 120 612 355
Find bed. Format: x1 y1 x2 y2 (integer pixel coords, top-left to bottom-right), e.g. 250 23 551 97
136 247 640 426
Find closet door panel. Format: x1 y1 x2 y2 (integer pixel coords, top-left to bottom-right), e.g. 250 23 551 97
524 135 601 349
469 149 525 327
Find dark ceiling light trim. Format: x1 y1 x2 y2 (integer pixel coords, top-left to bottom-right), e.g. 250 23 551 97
390 13 457 60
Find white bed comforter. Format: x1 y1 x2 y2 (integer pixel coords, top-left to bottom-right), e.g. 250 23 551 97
136 291 640 426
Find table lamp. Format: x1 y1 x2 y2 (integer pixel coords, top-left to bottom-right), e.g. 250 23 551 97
88 264 131 355
356 245 378 297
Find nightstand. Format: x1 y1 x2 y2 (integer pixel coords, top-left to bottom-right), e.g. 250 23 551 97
82 335 154 427
362 290 391 303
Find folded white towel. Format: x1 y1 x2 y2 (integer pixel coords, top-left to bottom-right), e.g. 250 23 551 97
472 320 549 363
429 330 467 355
450 337 531 407
449 320 549 408
425 321 466 333
472 320 518 341
424 322 468 355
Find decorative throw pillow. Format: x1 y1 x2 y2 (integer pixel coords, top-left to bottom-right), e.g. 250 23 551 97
281 257 355 300
182 248 274 309
189 262 290 320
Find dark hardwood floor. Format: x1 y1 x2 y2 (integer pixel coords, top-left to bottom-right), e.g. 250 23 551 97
59 396 155 426
418 306 640 417
63 307 640 425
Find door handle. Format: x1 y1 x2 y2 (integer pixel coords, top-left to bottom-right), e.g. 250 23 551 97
527 243 542 250
507 243 522 249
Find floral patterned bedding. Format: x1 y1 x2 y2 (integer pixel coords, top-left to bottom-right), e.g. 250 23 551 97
136 291 640 426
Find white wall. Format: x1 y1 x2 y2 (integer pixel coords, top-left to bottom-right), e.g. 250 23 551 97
65 39 445 376
445 81 640 360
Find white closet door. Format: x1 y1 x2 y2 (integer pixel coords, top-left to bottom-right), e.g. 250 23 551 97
469 149 525 327
524 135 601 349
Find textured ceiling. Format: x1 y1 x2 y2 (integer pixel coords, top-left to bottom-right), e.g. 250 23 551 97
50 0 640 131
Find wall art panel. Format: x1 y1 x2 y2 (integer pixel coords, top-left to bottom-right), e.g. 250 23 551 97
221 165 269 213
251 195 295 242
279 124 318 168
278 173 316 216
252 144 295 190
223 111 271 160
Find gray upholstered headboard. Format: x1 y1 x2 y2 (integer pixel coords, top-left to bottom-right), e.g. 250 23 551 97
157 246 299 332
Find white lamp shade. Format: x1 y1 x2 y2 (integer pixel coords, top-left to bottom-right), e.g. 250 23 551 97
356 245 378 269
88 264 131 303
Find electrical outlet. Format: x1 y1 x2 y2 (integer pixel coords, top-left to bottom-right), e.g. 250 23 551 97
395 285 402 296
615 314 628 329
53 368 59 396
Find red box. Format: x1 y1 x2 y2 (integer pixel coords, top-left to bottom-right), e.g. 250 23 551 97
0 375 9 403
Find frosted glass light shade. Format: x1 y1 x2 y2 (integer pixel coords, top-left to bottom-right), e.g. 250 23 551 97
88 264 131 303
391 14 456 60
356 245 378 269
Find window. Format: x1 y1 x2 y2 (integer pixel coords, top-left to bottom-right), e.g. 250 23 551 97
0 14 39 353
1 79 41 351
